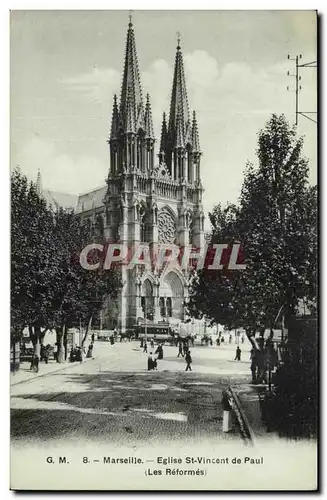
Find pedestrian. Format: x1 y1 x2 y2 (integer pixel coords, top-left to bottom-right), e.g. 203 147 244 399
155 343 163 360
150 338 154 349
235 346 241 361
177 342 184 358
54 342 58 362
143 342 148 353
229 334 232 344
147 352 153 371
147 352 157 371
86 343 93 358
185 350 192 371
250 348 258 383
241 335 245 344
210 337 213 346
91 333 95 343
216 337 220 346
44 344 51 364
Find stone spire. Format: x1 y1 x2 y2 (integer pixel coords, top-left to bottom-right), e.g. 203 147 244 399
168 35 190 148
159 113 167 149
176 114 185 149
191 110 201 152
144 93 154 139
119 16 143 131
125 91 136 134
110 94 120 139
158 112 167 165
36 168 42 195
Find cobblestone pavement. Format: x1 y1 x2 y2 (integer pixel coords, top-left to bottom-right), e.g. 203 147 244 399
11 340 253 446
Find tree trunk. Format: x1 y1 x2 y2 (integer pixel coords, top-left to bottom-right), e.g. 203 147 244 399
245 327 260 350
81 316 93 348
63 326 68 361
30 325 42 369
56 327 65 363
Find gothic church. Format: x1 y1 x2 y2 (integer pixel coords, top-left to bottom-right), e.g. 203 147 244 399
76 17 205 332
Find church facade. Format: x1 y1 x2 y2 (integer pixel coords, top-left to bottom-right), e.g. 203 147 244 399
76 18 205 332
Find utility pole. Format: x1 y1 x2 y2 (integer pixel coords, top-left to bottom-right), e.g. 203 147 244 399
287 54 317 125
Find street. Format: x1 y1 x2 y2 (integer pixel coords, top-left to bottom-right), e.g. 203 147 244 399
11 339 252 446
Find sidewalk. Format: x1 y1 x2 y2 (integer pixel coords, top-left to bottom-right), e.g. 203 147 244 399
10 357 94 386
232 382 279 442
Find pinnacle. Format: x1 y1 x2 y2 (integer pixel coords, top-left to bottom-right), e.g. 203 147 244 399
36 168 42 195
191 110 201 152
144 93 155 139
159 112 168 152
110 93 120 139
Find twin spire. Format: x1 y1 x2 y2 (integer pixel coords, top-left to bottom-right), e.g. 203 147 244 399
109 16 201 165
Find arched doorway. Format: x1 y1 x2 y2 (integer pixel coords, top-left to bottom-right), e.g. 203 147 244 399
141 278 154 320
160 271 184 320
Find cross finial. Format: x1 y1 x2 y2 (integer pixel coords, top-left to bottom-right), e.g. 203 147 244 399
128 10 133 26
177 30 181 48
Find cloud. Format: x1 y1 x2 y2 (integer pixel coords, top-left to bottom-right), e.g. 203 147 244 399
16 49 316 221
184 50 220 88
61 67 120 102
13 136 107 194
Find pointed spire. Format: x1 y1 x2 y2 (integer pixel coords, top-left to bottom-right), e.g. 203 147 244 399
191 110 201 152
159 112 168 152
144 93 154 139
120 16 143 130
36 168 42 195
110 94 120 139
125 91 136 133
176 114 185 149
168 35 190 147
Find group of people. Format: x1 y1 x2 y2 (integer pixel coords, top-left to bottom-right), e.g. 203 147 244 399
144 337 193 371
146 340 164 371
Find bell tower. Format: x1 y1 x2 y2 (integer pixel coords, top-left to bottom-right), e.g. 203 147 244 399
104 20 205 332
158 35 205 249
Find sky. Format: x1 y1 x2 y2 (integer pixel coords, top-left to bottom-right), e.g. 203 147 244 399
10 10 317 222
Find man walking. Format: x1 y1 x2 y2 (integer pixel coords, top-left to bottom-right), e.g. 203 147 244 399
177 341 184 358
235 346 242 361
185 350 192 371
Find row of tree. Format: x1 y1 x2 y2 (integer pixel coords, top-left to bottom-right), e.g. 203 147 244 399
11 169 122 363
187 115 317 347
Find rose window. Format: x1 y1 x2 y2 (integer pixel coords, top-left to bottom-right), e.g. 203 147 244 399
158 209 176 244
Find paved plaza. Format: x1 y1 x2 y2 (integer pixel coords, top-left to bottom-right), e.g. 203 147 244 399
11 339 253 446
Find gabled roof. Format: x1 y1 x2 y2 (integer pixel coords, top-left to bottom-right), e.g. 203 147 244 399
42 189 79 210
